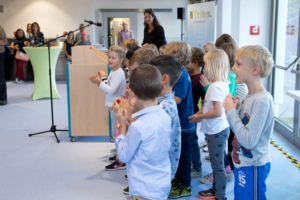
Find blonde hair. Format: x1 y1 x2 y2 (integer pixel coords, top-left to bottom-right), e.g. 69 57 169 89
203 42 216 51
108 46 128 79
160 44 167 50
122 38 139 50
81 33 89 41
165 41 192 67
204 49 229 82
143 44 159 54
236 45 274 78
129 48 159 66
67 31 75 44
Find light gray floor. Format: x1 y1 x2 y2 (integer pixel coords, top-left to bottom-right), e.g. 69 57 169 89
1 81 300 200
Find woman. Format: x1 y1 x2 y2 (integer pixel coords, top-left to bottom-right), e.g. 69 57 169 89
0 25 7 105
142 9 166 49
26 23 31 40
10 29 28 83
78 31 92 45
29 22 44 46
64 31 75 63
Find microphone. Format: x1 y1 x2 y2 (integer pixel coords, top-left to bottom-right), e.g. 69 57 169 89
84 20 102 27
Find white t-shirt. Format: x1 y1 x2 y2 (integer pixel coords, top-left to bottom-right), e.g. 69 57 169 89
99 68 126 107
201 81 230 135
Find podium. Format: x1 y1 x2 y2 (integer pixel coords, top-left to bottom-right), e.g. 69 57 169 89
24 47 62 101
66 46 110 141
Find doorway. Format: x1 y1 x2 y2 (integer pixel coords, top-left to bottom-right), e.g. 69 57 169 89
108 18 131 48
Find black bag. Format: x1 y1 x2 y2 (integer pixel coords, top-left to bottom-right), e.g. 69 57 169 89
4 46 11 55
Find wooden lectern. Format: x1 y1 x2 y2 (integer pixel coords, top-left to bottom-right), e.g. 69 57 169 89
66 46 110 141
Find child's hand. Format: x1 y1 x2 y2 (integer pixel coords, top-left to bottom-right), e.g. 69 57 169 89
116 124 121 129
120 98 135 122
199 75 211 87
223 94 238 112
97 70 107 78
88 76 102 85
117 108 131 127
111 97 122 112
188 114 202 123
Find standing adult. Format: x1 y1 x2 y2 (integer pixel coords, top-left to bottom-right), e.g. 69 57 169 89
0 25 7 105
64 31 75 63
10 29 28 83
75 24 90 44
26 23 31 40
29 22 44 46
118 21 133 46
142 9 166 49
26 23 34 80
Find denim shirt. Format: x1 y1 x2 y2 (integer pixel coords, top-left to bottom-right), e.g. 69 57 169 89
116 104 171 199
158 93 181 180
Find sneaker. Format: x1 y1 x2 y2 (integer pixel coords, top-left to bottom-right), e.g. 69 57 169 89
18 80 25 84
123 186 129 195
110 148 116 153
168 183 192 198
199 140 207 148
15 78 19 83
105 160 126 171
108 155 117 162
198 187 215 199
199 173 214 184
191 168 203 178
226 170 234 180
202 146 209 152
205 155 210 160
171 178 180 190
124 174 127 180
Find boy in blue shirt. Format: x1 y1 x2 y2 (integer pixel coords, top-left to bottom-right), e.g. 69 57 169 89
150 55 182 180
165 41 195 198
116 65 172 200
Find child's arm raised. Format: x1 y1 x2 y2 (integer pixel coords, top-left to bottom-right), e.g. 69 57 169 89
99 70 124 95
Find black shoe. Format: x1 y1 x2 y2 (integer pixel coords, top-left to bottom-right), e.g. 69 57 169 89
124 174 128 180
214 198 227 200
198 187 215 199
0 100 7 105
105 160 126 171
108 155 117 162
123 186 129 195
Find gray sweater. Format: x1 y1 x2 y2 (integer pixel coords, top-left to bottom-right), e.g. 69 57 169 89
227 91 274 168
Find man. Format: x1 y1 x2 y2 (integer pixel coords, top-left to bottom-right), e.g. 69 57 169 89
75 24 90 43
118 21 133 46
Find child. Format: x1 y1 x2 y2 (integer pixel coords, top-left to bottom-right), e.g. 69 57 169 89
116 65 172 200
215 33 238 49
78 31 92 45
223 45 274 200
165 41 195 198
88 46 126 170
143 43 159 55
128 48 158 71
149 55 182 180
189 49 230 200
159 44 167 55
203 42 216 53
186 47 206 178
125 46 141 77
121 38 139 53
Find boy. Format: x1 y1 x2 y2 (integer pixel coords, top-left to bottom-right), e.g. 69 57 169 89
223 45 274 200
165 41 195 198
128 47 158 71
116 65 172 200
149 55 182 180
186 47 206 178
159 44 167 55
203 42 216 53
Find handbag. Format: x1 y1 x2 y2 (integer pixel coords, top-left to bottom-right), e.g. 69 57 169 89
4 45 11 54
15 50 29 61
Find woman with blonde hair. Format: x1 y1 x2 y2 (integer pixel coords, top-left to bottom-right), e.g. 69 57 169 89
64 31 75 63
29 22 44 46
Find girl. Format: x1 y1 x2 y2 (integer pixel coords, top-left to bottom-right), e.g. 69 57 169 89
88 46 127 170
78 31 92 45
189 49 230 200
64 31 75 63
10 29 28 83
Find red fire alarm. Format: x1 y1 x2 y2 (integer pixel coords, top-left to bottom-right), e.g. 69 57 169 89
250 26 260 35
287 25 295 35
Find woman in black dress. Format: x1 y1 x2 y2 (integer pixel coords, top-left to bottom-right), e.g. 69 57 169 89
10 29 28 83
142 9 166 49
64 31 75 63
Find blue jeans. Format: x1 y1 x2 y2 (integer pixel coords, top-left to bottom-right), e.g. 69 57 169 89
175 131 193 187
191 126 202 171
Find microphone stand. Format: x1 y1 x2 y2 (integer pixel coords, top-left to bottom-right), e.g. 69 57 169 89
28 24 92 143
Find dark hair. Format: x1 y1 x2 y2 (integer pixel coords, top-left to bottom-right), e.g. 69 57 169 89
15 29 26 40
27 23 31 33
31 22 41 34
129 64 162 100
144 9 160 29
215 34 238 49
126 46 141 60
129 48 159 66
149 55 181 87
191 47 205 67
218 43 238 68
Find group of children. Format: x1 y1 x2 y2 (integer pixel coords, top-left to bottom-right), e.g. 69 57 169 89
88 34 275 200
